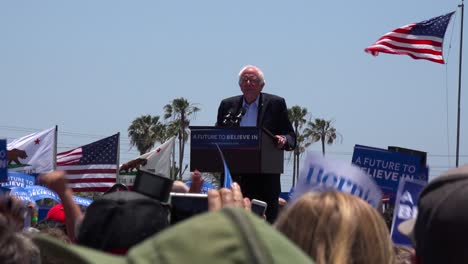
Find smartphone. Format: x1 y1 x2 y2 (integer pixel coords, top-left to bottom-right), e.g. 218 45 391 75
170 193 208 224
133 169 174 202
251 199 267 217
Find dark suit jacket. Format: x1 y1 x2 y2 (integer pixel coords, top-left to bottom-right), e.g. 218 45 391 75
216 92 296 150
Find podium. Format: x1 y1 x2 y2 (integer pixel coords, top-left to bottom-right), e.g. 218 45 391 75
189 126 284 174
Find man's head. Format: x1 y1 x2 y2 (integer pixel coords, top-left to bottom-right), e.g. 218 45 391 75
238 65 265 104
410 166 468 263
77 191 170 254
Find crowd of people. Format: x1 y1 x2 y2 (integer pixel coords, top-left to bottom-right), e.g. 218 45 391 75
2 65 467 263
2 165 468 264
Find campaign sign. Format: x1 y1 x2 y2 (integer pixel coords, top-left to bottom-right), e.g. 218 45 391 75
0 139 7 182
191 127 260 149
72 196 93 207
8 186 37 206
352 145 428 200
25 185 60 202
391 178 426 246
0 171 35 188
292 153 382 208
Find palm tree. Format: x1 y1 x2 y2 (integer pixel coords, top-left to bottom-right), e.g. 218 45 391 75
164 98 200 180
128 115 165 155
288 106 308 186
304 118 342 156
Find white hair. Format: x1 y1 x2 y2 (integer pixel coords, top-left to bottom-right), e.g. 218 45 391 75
238 65 265 85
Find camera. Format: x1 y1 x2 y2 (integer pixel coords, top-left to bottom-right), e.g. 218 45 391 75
133 169 174 203
169 193 208 225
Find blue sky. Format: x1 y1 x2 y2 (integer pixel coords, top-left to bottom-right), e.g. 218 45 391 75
0 1 465 190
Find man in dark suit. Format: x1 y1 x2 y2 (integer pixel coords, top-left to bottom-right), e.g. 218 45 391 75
216 65 296 223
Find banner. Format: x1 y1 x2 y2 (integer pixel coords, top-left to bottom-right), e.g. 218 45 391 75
0 139 7 182
292 153 382 208
7 187 37 206
0 171 35 188
352 145 428 200
7 127 56 174
25 185 60 202
72 196 93 207
3 184 93 207
391 178 426 246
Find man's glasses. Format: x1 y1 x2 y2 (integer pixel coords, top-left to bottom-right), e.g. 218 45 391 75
240 76 262 84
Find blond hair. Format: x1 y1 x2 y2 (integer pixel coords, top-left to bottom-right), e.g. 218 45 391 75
275 191 395 264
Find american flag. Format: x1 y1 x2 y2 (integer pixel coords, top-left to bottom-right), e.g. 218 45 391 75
57 133 119 192
365 12 455 64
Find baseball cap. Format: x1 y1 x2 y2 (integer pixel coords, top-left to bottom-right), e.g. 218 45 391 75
34 207 314 264
46 204 66 223
76 191 170 254
400 165 468 263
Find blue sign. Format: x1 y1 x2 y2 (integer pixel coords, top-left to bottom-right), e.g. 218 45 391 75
72 196 93 206
25 185 60 202
0 172 36 188
8 187 37 206
191 127 260 149
391 178 426 246
352 145 428 200
185 181 216 194
0 140 6 182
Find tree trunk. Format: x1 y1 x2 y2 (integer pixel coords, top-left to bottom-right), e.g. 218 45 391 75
292 150 297 186
321 136 325 156
296 155 300 184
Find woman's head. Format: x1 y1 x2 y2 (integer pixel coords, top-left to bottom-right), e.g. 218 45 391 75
275 191 394 264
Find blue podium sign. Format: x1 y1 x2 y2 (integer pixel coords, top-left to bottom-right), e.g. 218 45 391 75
191 127 260 149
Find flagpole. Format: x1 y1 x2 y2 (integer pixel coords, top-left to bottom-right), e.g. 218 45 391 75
456 1 464 167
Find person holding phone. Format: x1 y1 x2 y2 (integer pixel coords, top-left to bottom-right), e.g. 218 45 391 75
216 65 296 223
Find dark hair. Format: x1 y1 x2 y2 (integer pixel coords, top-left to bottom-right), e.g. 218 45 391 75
77 191 170 253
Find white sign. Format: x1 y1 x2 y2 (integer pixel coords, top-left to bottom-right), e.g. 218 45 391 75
292 153 383 208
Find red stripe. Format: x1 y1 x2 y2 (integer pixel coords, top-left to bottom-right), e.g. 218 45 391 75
392 27 412 34
68 178 116 183
57 148 81 156
72 187 111 192
57 161 81 166
64 169 116 174
378 35 442 47
365 47 444 64
370 42 442 56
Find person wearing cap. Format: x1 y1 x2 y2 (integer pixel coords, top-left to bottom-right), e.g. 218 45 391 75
399 165 468 264
216 65 296 223
76 190 170 254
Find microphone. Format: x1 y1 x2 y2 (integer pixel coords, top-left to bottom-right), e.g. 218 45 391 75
236 107 247 119
233 107 248 125
222 110 235 125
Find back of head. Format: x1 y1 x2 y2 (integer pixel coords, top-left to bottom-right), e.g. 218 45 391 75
413 165 468 264
275 191 394 264
77 191 170 253
0 213 40 264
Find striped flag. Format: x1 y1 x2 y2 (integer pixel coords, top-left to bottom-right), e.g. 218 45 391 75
365 12 455 64
57 133 119 192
